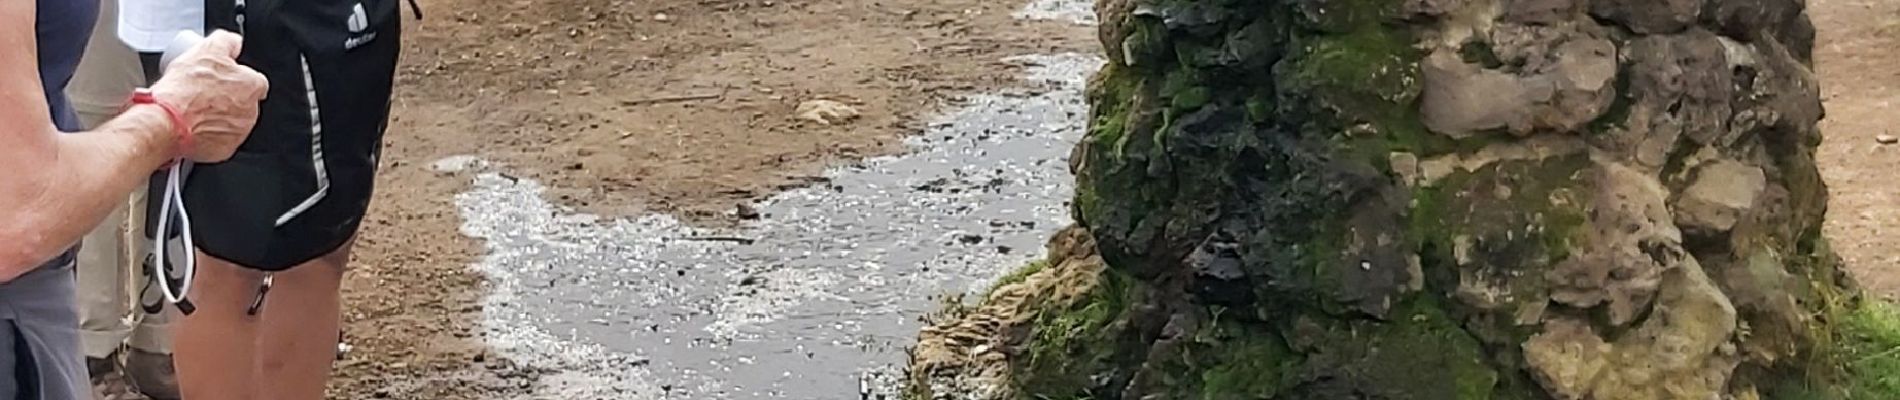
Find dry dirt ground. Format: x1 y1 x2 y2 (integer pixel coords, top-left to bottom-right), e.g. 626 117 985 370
1814 0 1900 299
329 0 1090 397
327 0 1898 398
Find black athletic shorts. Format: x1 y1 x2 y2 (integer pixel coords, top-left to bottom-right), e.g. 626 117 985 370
180 0 403 271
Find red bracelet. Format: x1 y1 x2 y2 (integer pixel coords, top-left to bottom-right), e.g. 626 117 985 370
130 88 192 157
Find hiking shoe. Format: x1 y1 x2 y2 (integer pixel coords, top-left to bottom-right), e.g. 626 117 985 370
122 349 179 400
85 354 117 381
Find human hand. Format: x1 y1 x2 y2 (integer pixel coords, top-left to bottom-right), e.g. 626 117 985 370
148 30 269 163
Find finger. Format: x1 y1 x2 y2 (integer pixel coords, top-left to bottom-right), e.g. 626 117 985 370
202 30 246 59
242 68 270 100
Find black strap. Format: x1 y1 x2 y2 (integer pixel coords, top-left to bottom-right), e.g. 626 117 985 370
137 255 195 316
406 0 423 20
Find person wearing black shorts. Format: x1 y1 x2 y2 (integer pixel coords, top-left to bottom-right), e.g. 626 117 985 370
170 1 403 399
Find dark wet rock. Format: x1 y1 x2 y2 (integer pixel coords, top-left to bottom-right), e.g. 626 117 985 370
1701 0 1813 63
913 178 951 193
735 203 762 220
1724 35 1824 147
1591 0 1703 34
1588 30 1737 171
1184 239 1251 308
1502 0 1581 25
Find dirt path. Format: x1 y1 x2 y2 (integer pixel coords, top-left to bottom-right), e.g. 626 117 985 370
1813 0 1900 299
330 0 1090 397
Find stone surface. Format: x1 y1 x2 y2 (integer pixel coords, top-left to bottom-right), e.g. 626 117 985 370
1527 258 1740 399
1502 0 1578 25
1590 0 1703 34
1546 162 1679 326
794 99 861 125
1675 159 1768 234
1420 21 1617 137
906 0 1867 397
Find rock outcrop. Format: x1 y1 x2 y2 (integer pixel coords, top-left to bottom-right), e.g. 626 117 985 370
907 0 1896 398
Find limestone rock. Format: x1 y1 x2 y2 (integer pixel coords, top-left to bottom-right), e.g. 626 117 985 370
1523 318 1611 400
1529 258 1740 399
1674 159 1767 234
1591 258 1740 399
795 99 861 125
1420 22 1617 137
1547 162 1678 326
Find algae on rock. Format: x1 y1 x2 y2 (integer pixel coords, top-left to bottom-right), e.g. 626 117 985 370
908 0 1898 398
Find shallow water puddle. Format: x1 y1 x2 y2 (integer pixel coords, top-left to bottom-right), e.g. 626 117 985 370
453 52 1104 399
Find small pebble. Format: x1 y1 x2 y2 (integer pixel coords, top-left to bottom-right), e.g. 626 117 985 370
1877 134 1897 145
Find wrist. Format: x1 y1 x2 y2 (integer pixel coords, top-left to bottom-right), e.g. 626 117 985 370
129 88 191 158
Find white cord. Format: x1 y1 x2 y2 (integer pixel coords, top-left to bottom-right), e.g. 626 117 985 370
152 161 196 305
151 30 206 307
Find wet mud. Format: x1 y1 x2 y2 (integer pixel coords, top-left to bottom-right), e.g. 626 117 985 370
451 51 1102 398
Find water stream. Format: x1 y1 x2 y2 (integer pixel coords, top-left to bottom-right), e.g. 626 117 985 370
449 5 1101 398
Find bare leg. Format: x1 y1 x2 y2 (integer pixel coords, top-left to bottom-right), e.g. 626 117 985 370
256 243 351 400
173 251 264 400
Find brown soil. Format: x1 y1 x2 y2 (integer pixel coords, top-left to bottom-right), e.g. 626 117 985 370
328 0 1900 398
1814 0 1900 299
328 0 1091 397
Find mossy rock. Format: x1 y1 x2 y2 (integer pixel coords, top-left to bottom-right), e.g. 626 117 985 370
910 0 1871 397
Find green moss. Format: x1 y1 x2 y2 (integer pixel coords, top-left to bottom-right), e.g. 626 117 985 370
1277 296 1499 399
1086 64 1142 162
1015 268 1146 398
1128 311 1304 399
1408 156 1590 351
1196 326 1299 399
1246 92 1276 123
1410 156 1592 265
1368 296 1499 400
1171 87 1213 112
1282 28 1422 120
1121 18 1172 69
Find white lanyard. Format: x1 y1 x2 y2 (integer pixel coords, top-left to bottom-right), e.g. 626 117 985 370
151 161 196 306
150 31 206 310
